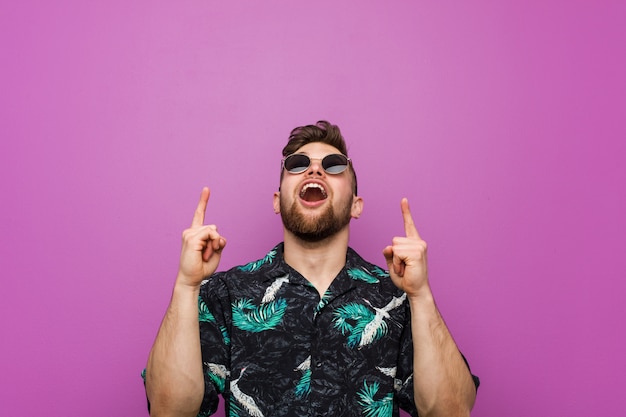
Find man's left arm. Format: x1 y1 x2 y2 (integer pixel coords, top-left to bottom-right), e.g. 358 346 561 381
383 198 477 417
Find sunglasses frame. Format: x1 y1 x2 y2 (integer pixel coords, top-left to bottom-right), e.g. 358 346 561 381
281 153 352 175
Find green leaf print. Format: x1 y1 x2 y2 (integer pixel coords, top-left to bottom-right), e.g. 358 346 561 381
198 296 215 323
232 298 288 332
357 380 393 417
294 368 311 399
370 265 389 278
238 249 277 272
347 267 380 284
333 303 375 348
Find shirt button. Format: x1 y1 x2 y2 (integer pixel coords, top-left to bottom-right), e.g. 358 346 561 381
315 361 323 368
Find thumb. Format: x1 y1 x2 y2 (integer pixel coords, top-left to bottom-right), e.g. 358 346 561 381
382 246 394 269
382 246 405 276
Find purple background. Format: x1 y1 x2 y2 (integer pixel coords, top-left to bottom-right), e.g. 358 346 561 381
1 1 625 416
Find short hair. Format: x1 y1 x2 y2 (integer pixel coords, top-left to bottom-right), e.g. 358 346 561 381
280 120 358 195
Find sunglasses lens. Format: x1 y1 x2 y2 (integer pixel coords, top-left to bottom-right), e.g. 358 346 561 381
284 154 310 173
322 154 349 174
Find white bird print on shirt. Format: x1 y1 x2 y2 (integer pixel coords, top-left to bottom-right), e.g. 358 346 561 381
205 362 229 379
295 356 311 372
376 366 396 378
231 367 264 417
262 275 289 303
359 294 406 348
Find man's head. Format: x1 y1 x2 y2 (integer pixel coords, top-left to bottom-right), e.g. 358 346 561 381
274 121 363 242
280 121 358 196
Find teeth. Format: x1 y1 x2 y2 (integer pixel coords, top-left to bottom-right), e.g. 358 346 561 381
300 183 327 198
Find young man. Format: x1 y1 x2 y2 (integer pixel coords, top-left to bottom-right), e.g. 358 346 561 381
144 121 479 417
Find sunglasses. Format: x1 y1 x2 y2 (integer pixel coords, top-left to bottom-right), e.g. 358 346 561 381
281 153 352 175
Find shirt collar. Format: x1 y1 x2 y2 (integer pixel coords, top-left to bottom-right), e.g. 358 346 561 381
260 243 372 291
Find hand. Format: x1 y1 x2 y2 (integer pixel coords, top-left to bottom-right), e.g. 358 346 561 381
177 187 227 288
383 198 430 298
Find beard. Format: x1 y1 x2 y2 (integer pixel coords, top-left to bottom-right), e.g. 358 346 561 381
280 196 353 242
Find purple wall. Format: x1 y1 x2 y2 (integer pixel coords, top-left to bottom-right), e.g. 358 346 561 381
2 2 624 416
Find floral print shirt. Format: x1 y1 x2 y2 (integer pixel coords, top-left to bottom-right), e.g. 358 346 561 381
198 244 417 417
193 243 475 417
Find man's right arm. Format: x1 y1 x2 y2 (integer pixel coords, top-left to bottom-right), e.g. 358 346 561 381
145 187 226 417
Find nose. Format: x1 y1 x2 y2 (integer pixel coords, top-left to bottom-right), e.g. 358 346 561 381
307 159 324 176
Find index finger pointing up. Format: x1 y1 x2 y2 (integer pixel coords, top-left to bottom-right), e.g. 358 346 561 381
401 198 421 239
192 187 210 227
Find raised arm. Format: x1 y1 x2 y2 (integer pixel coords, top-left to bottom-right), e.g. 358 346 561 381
383 198 476 417
145 187 227 417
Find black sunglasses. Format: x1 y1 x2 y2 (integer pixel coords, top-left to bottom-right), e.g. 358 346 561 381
281 153 351 175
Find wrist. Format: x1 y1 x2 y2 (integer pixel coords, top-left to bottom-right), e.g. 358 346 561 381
173 275 203 294
406 285 435 306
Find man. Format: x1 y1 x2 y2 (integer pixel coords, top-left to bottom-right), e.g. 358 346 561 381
144 121 479 417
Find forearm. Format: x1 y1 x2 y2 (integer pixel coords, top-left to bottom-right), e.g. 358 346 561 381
145 280 205 417
409 290 476 417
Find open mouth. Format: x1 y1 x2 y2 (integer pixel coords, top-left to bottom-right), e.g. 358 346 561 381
300 183 328 202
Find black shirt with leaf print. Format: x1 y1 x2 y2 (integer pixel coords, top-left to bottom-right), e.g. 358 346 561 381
195 243 477 417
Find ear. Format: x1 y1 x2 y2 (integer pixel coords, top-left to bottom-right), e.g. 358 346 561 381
351 196 363 219
273 191 281 214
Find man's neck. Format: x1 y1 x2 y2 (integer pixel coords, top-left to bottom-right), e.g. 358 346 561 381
282 228 350 296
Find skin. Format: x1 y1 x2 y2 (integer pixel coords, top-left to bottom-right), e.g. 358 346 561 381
273 143 363 295
145 142 476 416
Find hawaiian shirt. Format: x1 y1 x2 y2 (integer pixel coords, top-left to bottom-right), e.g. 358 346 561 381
196 243 420 417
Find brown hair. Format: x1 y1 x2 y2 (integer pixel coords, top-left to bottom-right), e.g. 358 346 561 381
280 120 358 195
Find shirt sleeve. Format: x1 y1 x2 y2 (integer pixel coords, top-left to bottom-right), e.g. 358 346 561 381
395 301 419 417
197 275 232 416
461 353 481 391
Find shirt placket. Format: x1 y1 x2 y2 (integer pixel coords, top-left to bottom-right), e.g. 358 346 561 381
307 273 357 416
